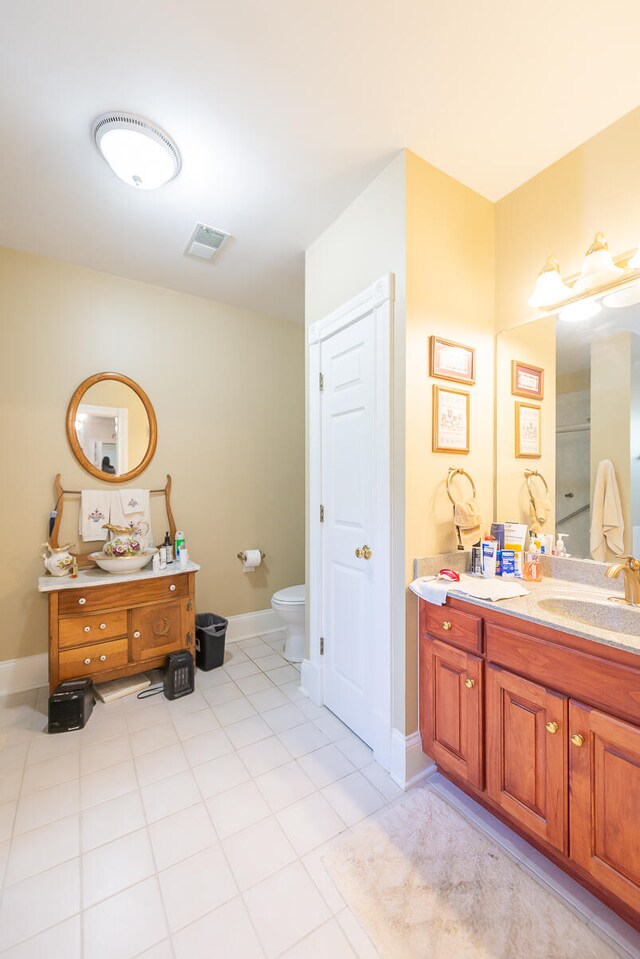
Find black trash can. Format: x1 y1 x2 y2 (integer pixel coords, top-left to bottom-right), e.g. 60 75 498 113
195 613 228 671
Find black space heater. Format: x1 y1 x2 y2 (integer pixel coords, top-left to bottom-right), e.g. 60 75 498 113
163 649 195 700
48 678 95 733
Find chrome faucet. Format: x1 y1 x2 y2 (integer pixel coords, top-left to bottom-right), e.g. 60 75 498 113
606 556 640 606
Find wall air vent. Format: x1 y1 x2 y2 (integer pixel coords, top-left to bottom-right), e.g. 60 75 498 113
185 222 231 261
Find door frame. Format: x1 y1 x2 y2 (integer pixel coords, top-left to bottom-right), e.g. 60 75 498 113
303 274 394 769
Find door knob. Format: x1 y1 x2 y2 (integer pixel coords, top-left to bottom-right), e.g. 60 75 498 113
355 545 373 560
464 678 475 689
545 721 559 735
571 733 585 747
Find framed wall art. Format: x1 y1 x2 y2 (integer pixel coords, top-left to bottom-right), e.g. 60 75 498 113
515 402 541 458
512 360 544 400
432 385 470 454
430 336 476 386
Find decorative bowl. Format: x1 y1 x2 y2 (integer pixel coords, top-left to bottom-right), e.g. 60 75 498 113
88 548 157 574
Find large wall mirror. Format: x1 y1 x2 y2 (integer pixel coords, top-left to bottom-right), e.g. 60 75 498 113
66 372 157 483
496 295 640 560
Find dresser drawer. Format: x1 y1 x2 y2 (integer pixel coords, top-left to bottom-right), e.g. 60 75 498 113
58 574 189 614
58 637 129 682
59 610 127 649
423 603 483 654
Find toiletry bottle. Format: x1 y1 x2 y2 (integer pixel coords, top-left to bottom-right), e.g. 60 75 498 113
481 539 497 578
555 533 569 558
175 531 185 560
152 552 160 573
164 531 173 564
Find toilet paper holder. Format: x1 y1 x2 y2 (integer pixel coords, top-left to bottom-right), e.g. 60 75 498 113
237 551 266 561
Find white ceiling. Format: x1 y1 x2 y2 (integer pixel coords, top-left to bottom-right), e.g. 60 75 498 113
1 0 639 322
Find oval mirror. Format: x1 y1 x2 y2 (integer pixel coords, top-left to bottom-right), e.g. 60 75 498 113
66 372 157 483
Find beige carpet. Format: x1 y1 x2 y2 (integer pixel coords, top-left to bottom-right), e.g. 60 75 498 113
323 785 620 959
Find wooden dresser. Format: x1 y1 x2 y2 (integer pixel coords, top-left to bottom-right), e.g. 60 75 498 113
39 562 199 692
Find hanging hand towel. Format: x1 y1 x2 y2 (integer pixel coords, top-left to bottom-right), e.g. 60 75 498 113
79 491 110 542
529 494 551 531
453 499 482 549
590 459 624 561
109 489 153 548
408 577 452 606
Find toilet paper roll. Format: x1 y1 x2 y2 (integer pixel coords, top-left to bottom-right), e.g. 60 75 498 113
243 549 262 572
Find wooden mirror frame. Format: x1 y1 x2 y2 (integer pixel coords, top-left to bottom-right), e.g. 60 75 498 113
66 372 158 484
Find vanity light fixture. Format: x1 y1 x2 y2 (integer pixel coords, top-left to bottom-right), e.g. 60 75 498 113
558 299 602 323
527 256 573 308
92 112 181 190
574 232 623 292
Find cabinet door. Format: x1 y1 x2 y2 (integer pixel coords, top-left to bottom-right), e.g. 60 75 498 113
421 637 483 788
569 700 640 914
486 664 567 853
130 600 189 662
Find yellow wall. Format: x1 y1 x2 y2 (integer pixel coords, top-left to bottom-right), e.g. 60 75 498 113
0 246 304 663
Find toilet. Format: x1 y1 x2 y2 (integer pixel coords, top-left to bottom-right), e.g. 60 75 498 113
271 584 305 663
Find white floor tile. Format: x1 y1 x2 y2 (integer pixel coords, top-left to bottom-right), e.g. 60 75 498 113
125 701 170 733
313 713 352 742
336 907 381 959
141 768 200 823
82 827 155 907
172 895 264 959
192 752 250 799
80 760 137 809
0 799 17 841
277 792 346 856
0 768 22 804
79 734 132 775
246 687 289 712
243 860 330 959
262 703 307 734
159 844 237 932
295 698 326 721
203 682 243 707
212 696 257 727
280 680 306 701
26 731 77 767
0 858 80 951
225 715 272 749
182 728 233 767
302 842 346 913
278 723 330 758
149 802 217 870
361 761 404 801
206 780 270 838
20 750 79 795
256 653 289 672
321 771 386 826
268 665 301 686
281 917 357 958
223 815 296 890
0 743 29 775
15 778 79 832
223 647 250 666
255 761 316 812
334 734 374 769
136 939 174 959
237 637 268 651
242 640 275 658
83 875 168 959
195 666 231 688
298 744 356 789
81 789 146 851
134 743 188 787
0 837 9 885
130 721 179 757
238 735 292 777
224 661 260 681
0 915 81 959
235 672 275 695
172 707 220 741
5 813 79 885
77 715 128 747
165 689 209 718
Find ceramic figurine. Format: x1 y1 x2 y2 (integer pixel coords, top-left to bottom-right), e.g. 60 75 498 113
41 542 75 576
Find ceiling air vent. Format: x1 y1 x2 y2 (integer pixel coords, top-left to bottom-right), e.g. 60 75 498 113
185 222 231 260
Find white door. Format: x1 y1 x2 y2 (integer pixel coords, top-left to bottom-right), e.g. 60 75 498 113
320 311 380 747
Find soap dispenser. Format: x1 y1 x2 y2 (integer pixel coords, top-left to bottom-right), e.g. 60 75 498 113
555 533 570 558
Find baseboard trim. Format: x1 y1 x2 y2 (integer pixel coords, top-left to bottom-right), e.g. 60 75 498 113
389 727 436 790
225 608 282 643
0 653 48 696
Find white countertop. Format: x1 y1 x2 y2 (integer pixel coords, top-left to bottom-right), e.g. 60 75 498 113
38 560 200 593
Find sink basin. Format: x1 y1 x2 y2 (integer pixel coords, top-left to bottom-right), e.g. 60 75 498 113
535 594 640 636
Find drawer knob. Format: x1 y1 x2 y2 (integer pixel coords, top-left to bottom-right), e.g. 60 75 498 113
83 626 91 633
78 597 87 605
545 721 559 735
464 678 475 689
99 654 107 662
571 733 585 748
99 623 106 630
169 584 176 592
442 621 452 631
133 630 141 639
83 658 91 665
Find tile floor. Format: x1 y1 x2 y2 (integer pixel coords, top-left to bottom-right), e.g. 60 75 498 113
0 632 396 958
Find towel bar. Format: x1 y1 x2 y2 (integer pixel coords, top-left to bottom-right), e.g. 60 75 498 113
524 468 549 500
446 467 476 505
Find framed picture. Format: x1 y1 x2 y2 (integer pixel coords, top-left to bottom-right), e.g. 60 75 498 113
512 360 544 400
430 336 476 385
432 386 470 453
515 402 541 458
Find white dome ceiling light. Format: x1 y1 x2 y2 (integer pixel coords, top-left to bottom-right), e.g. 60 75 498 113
92 112 181 190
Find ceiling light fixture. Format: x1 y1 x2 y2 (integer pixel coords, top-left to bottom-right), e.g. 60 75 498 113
92 112 181 190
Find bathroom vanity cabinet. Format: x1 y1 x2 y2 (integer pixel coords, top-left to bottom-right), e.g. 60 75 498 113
419 597 640 928
40 564 199 692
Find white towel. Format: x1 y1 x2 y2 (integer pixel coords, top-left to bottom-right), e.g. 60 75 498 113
109 490 153 548
590 460 624 561
409 577 451 606
79 491 110 542
409 574 529 606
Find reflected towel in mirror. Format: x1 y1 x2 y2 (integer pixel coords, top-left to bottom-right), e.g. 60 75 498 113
529 495 551 531
590 459 624 561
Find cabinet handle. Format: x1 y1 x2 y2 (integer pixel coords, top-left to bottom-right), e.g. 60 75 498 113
99 654 107 662
133 630 141 639
83 626 91 633
78 597 87 605
169 584 176 592
99 623 106 630
83 657 91 665
571 733 585 747
464 678 475 689
545 721 559 735
442 621 452 631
